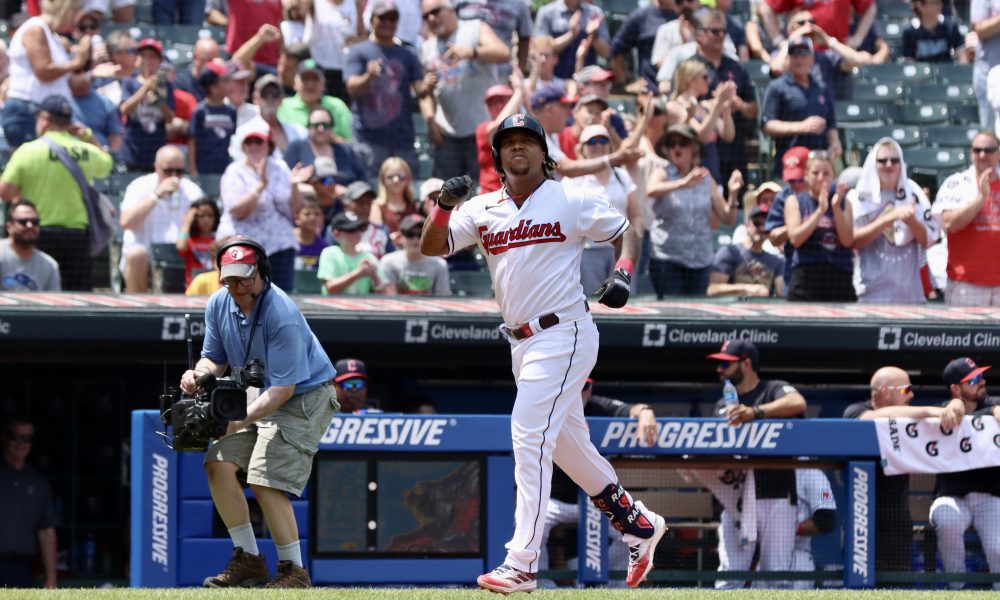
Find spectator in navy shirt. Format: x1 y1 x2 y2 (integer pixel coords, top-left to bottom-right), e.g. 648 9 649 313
534 0 611 80
609 0 677 87
903 0 967 63
69 65 122 153
344 0 427 177
761 36 840 178
188 63 238 176
173 38 222 101
709 201 786 297
120 38 176 171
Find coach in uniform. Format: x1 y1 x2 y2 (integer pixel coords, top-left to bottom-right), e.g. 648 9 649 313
707 339 807 588
420 113 665 594
929 358 1000 589
180 238 338 589
843 366 964 574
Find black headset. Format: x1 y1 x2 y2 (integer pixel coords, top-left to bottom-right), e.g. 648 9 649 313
215 237 271 280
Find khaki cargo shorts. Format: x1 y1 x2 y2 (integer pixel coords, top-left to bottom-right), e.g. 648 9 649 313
204 383 339 496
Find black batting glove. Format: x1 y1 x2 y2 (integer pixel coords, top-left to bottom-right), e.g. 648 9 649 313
595 267 631 308
438 175 474 210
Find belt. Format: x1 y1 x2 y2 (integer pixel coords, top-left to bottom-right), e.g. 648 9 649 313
501 301 589 341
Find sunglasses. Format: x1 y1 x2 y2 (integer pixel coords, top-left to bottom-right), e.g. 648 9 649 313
7 433 33 443
665 138 693 148
161 167 185 176
315 176 337 186
340 379 366 390
386 173 408 183
77 21 99 32
884 384 913 394
261 89 282 100
972 146 999 154
808 150 829 160
222 275 256 289
701 27 726 35
876 157 900 165
309 122 331 130
244 137 266 146
377 12 399 21
789 48 812 57
585 136 610 146
423 5 446 19
965 373 985 385
13 218 40 226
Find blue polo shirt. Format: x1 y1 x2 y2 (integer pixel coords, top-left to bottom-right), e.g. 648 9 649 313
761 73 836 176
201 283 335 392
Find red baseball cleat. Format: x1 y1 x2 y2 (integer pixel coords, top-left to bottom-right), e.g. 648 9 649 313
626 502 667 587
477 563 537 594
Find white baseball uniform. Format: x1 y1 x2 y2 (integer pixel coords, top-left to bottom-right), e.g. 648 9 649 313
447 179 630 573
791 469 836 590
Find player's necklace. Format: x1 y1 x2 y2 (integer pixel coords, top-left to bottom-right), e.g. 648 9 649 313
504 180 545 204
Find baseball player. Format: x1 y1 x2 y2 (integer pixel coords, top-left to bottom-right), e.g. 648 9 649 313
420 112 666 594
929 358 1000 590
707 339 808 588
790 469 837 590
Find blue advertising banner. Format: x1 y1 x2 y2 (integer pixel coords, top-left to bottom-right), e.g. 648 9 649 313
844 461 876 588
130 411 178 588
577 488 609 584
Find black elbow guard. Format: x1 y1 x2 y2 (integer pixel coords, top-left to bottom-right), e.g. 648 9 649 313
812 509 836 534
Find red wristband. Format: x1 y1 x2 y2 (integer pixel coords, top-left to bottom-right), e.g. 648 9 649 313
430 204 452 228
796 523 804 536
615 258 635 274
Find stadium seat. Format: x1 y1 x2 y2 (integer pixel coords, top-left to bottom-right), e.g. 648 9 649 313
905 83 975 105
923 125 978 148
450 270 493 297
150 243 187 294
879 20 905 43
293 269 323 294
880 1 916 18
835 101 883 128
191 174 222 199
610 95 637 116
745 60 772 88
949 103 980 125
905 147 969 171
846 126 922 158
932 63 974 85
852 82 905 103
418 153 434 180
856 62 933 85
889 103 950 126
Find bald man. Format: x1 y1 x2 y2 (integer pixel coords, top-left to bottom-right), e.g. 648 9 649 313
119 146 208 292
175 39 223 101
843 366 965 574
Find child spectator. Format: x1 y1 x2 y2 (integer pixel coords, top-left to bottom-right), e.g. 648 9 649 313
188 63 238 175
902 0 967 63
318 212 394 295
176 197 220 286
185 237 226 296
294 198 327 270
379 214 451 295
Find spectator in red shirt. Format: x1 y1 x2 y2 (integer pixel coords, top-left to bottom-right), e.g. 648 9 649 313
759 0 876 50
225 0 282 67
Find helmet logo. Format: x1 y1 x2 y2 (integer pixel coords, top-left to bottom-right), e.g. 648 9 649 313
511 114 526 127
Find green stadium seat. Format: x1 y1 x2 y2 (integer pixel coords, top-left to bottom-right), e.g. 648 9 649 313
746 60 772 87
932 63 973 85
923 125 978 148
879 20 905 42
418 153 434 180
906 82 975 105
150 243 187 294
879 2 917 19
450 270 493 297
835 101 883 128
191 174 222 199
949 103 980 125
155 24 208 44
847 125 922 152
294 269 323 294
852 82 905 103
856 62 933 84
610 95 637 116
905 147 969 172
889 103 950 126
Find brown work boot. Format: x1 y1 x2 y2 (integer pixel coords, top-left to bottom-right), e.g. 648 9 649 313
202 547 270 587
265 560 311 588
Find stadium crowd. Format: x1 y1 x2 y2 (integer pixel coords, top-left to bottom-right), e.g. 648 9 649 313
0 0 994 305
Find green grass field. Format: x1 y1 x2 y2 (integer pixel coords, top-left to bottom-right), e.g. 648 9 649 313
0 589 990 599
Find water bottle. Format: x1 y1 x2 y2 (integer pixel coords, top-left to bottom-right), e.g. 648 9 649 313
723 379 739 408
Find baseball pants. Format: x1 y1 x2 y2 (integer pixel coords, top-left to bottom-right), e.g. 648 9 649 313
930 493 1000 590
716 499 796 589
505 316 619 573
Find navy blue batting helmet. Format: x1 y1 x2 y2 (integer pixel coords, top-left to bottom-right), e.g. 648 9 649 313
491 113 548 173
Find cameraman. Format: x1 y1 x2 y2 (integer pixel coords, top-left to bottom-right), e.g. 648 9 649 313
180 239 338 589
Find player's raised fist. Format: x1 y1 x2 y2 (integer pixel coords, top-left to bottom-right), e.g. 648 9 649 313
596 267 631 308
438 175 474 209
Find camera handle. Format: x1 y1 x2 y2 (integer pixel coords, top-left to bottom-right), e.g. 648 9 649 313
185 313 194 372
